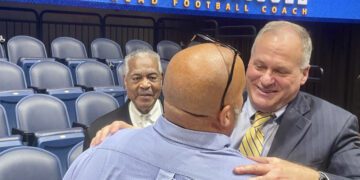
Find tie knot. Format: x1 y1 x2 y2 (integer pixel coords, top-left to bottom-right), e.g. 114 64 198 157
252 112 274 128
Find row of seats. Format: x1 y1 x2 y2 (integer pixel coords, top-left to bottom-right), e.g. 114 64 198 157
0 92 117 172
0 60 126 127
0 36 181 85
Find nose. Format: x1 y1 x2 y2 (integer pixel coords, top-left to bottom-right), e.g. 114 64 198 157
260 71 275 87
139 78 151 89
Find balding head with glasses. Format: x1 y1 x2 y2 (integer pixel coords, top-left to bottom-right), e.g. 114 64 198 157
64 36 255 180
163 41 246 136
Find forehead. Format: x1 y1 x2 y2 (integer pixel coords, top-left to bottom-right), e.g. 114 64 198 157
128 56 160 74
253 31 302 65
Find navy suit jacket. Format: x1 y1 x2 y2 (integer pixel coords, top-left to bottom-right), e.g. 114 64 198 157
268 92 360 179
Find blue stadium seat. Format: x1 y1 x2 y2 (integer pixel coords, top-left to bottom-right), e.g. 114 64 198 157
0 105 22 152
91 38 124 85
156 40 181 61
67 141 83 167
0 61 34 129
51 37 97 83
125 39 153 55
0 43 6 59
29 61 83 124
75 61 126 105
15 94 84 171
76 91 119 127
116 63 125 87
0 146 62 180
157 40 181 73
7 35 54 86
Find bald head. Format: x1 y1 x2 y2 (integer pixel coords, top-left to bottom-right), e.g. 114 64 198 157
163 43 246 118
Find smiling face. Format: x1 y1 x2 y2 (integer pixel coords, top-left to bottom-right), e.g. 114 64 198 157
246 30 309 113
124 56 162 114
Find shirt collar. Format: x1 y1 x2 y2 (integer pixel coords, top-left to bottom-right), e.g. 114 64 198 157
129 100 163 127
245 99 287 123
153 116 231 151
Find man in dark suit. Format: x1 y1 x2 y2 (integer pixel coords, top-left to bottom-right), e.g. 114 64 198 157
231 21 360 179
83 49 163 149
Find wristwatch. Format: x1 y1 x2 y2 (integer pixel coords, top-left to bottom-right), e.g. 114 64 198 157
319 171 329 180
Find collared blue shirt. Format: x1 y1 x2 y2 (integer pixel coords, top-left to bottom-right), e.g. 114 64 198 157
64 116 254 180
230 99 286 156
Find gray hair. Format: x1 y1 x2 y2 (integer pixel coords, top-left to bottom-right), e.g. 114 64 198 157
123 49 162 76
252 21 312 69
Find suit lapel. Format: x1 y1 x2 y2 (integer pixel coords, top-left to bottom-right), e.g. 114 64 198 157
120 100 132 125
268 92 312 158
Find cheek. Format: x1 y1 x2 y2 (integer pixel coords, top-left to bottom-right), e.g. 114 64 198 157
126 85 138 97
246 67 260 80
152 83 162 93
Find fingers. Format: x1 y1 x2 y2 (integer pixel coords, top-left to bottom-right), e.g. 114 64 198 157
247 156 270 164
109 121 133 134
233 164 271 176
90 129 103 147
90 121 133 147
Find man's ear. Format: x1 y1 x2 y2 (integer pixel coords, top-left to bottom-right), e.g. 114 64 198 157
300 65 310 85
218 105 233 129
123 75 128 90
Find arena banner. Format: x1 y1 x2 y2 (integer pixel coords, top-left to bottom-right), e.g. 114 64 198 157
3 0 360 23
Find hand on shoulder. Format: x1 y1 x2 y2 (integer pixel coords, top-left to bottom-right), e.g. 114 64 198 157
90 121 134 147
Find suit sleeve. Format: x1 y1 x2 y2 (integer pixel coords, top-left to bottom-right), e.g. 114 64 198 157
325 114 360 179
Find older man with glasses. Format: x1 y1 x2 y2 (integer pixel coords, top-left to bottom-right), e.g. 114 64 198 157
64 41 254 179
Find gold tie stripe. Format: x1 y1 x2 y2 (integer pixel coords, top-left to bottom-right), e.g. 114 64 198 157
239 112 273 157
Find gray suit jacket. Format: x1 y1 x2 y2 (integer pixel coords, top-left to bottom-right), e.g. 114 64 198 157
268 92 360 179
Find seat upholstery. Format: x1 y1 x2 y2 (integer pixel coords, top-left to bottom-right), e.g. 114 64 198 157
0 61 27 91
0 146 62 180
76 91 119 126
76 61 115 87
51 37 97 84
7 35 48 64
91 38 123 60
51 37 88 59
30 61 74 89
15 94 84 171
6 35 54 86
156 40 181 61
125 39 153 55
0 61 34 129
67 141 83 167
29 61 83 123
76 61 127 105
0 43 6 59
0 105 22 152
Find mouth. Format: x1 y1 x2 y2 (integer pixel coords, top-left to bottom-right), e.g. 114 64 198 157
256 85 277 96
138 93 153 97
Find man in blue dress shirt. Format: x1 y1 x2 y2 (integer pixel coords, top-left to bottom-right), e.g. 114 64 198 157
64 43 254 179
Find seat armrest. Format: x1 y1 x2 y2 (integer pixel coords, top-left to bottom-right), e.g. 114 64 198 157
75 84 94 92
11 128 35 145
72 122 88 130
28 86 48 94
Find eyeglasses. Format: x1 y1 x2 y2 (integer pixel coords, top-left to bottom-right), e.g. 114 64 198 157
190 33 239 109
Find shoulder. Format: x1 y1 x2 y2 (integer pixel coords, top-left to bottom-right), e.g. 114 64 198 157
294 92 358 129
297 92 355 118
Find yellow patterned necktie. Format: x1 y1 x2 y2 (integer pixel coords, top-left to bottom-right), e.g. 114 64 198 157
239 112 274 157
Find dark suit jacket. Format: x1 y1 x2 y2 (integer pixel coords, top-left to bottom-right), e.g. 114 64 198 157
83 101 132 150
268 92 360 179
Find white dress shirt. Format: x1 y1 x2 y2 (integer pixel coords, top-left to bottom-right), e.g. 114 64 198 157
129 100 162 128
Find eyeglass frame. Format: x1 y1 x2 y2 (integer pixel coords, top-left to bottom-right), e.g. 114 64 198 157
190 33 240 109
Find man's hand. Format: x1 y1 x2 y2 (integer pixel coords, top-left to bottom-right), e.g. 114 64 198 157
90 121 134 147
233 156 320 180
